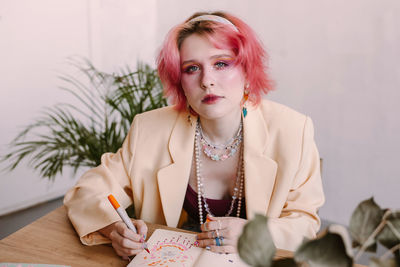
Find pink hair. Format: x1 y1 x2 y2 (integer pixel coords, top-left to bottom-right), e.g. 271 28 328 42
157 11 274 111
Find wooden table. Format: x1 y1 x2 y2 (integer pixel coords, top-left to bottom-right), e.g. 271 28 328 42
0 206 364 266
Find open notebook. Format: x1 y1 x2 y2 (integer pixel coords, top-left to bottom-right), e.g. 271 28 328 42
127 229 249 266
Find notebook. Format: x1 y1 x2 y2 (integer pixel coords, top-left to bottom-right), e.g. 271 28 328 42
127 229 249 266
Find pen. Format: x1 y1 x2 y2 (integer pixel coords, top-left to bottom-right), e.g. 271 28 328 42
108 194 150 253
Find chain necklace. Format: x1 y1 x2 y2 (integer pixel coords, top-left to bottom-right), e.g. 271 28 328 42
195 120 245 225
198 120 243 161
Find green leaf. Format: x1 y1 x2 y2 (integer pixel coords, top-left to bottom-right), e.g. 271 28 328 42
377 212 400 250
349 197 384 252
1 58 166 180
238 214 276 267
271 258 298 267
294 232 353 267
377 211 400 263
327 224 354 258
369 257 397 267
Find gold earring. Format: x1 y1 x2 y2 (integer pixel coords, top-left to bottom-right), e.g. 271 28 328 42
187 103 193 126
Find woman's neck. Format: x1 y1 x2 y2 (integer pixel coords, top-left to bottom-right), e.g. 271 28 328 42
198 109 242 144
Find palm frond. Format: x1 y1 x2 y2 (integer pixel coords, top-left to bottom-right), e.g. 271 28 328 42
1 59 167 180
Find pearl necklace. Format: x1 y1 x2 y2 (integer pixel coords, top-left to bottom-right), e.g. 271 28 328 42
195 120 245 225
198 121 243 161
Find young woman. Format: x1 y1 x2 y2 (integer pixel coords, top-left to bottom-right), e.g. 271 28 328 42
64 11 324 258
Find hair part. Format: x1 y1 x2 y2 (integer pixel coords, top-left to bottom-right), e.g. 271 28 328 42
157 11 274 111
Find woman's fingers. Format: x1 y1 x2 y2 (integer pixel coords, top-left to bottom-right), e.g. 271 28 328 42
113 241 143 257
196 236 234 247
109 221 146 257
133 219 148 239
115 221 142 241
196 228 232 240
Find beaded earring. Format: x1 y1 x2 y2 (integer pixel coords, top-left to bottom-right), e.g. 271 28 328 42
242 84 250 118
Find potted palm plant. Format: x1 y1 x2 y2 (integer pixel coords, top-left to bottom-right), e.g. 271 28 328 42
1 58 167 180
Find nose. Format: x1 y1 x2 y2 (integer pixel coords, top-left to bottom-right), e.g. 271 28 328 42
200 67 215 90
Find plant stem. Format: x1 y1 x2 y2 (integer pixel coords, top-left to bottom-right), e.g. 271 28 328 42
381 243 400 260
354 210 392 261
386 221 400 240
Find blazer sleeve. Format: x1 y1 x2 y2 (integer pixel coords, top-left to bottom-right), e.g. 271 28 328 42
63 115 140 246
268 117 325 251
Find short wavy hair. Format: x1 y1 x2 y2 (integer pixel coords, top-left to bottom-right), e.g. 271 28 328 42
157 11 274 111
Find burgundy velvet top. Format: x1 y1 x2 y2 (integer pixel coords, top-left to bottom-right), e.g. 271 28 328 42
183 184 247 226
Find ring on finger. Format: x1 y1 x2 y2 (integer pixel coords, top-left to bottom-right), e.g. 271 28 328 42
220 236 224 246
211 230 216 239
215 229 220 238
215 237 221 246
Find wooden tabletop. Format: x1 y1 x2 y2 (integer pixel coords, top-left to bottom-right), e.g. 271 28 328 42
0 206 199 266
0 206 364 266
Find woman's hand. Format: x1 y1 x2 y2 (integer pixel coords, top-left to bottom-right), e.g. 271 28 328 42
99 219 148 259
195 216 247 253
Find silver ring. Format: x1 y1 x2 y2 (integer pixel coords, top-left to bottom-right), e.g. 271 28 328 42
220 236 224 246
211 230 216 238
215 229 220 238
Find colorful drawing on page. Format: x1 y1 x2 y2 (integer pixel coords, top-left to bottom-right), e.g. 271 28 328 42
133 230 197 267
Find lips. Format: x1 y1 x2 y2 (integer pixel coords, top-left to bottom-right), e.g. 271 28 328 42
202 94 222 104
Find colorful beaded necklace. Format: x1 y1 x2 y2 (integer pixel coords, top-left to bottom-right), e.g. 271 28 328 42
198 120 243 161
195 119 245 225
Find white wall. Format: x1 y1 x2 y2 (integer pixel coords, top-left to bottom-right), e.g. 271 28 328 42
155 0 400 225
0 1 90 215
0 0 158 215
1 1 399 226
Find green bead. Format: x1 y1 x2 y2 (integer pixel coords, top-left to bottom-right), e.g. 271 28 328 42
242 107 247 118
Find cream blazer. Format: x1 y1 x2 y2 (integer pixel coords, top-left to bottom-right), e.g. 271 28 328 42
64 99 325 251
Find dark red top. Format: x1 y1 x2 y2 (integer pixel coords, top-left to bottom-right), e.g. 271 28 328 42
183 184 246 225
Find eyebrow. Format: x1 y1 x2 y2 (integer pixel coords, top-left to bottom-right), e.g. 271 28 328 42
181 54 234 66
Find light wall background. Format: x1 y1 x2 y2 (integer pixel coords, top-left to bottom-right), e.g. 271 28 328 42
0 0 399 225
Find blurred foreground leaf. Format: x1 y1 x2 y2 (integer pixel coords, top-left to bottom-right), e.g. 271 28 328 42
349 197 384 252
377 212 400 249
238 214 276 267
294 231 353 267
377 211 400 264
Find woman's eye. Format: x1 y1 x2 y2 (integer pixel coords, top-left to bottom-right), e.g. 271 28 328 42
215 61 229 69
183 65 199 74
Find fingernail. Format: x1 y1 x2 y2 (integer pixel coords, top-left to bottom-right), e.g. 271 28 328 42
206 246 211 250
194 241 199 247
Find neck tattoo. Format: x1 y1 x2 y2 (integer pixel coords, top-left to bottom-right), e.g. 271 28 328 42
195 119 245 225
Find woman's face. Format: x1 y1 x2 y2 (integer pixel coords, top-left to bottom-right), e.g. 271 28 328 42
180 34 246 121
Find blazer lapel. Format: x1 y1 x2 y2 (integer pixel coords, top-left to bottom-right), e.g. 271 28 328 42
243 106 278 220
157 111 197 227
156 106 277 226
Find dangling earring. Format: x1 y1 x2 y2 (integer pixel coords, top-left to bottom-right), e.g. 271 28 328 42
187 103 193 126
242 84 250 118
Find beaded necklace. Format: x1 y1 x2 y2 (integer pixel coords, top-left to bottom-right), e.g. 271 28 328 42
198 121 243 161
195 119 245 225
